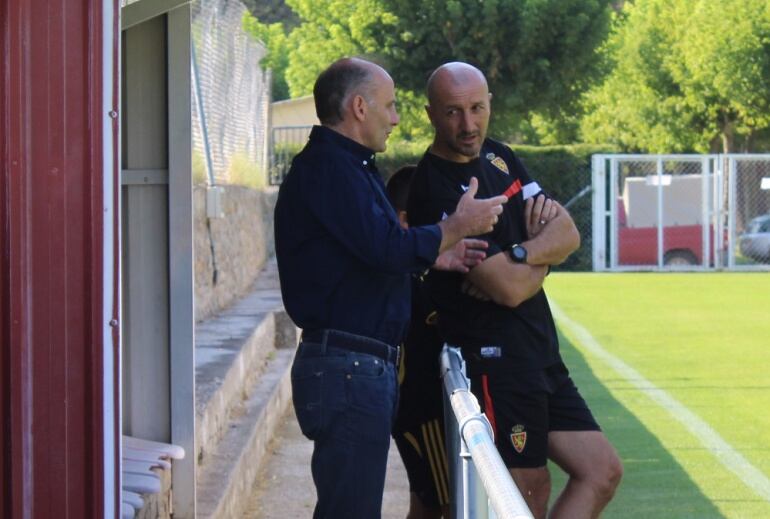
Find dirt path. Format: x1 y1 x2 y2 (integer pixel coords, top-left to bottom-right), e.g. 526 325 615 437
245 406 410 518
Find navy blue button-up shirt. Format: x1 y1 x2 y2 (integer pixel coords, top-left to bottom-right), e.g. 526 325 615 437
274 126 442 346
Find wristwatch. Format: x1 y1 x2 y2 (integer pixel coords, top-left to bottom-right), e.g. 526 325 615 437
510 244 528 263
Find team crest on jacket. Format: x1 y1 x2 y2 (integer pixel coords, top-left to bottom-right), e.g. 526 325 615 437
489 156 509 175
510 425 527 453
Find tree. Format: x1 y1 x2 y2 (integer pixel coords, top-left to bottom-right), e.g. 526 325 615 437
581 0 770 153
245 0 429 139
372 0 613 139
240 0 299 27
243 17 293 100
246 0 613 142
244 0 396 100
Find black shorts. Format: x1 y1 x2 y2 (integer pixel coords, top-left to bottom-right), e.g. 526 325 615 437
469 362 599 469
393 417 450 508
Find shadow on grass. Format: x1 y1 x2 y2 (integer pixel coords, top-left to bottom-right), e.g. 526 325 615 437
549 329 724 519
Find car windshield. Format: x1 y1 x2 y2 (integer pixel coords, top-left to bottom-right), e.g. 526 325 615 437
748 217 770 233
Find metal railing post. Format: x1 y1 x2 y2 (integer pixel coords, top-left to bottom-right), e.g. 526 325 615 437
441 346 534 519
444 377 464 518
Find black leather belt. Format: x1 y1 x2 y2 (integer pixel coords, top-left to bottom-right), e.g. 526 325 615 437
301 329 399 364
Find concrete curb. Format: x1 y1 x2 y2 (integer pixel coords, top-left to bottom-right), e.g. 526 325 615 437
196 347 294 518
195 311 278 464
193 258 300 518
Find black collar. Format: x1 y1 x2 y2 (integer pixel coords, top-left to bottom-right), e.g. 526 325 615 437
309 125 376 166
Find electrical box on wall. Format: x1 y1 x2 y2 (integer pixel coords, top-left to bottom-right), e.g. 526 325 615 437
206 185 225 219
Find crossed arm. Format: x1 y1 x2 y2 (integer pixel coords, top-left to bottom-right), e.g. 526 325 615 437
464 195 580 308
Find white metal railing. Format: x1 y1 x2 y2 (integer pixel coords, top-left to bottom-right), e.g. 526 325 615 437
441 345 534 519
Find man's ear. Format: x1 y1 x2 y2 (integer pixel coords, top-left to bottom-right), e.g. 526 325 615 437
424 104 434 125
352 94 368 122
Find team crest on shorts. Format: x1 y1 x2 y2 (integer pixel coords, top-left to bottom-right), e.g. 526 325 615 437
489 156 509 175
510 425 527 453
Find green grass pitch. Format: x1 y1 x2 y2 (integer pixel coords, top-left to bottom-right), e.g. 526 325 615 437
544 273 770 518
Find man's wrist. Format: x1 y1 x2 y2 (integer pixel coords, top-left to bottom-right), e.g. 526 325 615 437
509 243 528 263
437 216 463 250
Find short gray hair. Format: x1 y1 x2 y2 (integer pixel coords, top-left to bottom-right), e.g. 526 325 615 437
313 58 375 125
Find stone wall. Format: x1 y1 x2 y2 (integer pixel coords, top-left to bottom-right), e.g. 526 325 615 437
194 185 279 321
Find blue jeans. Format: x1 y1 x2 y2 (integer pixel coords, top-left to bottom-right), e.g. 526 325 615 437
291 331 398 519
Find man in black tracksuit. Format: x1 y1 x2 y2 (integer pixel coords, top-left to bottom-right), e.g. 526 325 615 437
406 62 623 519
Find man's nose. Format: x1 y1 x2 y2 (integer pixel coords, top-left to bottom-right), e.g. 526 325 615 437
391 110 400 126
460 110 474 131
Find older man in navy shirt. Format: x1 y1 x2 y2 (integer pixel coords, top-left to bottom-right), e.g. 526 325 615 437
274 57 506 518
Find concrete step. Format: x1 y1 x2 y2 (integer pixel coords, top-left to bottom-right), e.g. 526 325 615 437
194 258 299 518
194 259 295 464
196 347 295 518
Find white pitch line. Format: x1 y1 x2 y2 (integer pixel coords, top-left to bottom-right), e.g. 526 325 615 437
550 301 770 503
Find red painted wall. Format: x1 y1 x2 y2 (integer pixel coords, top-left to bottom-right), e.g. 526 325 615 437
1 1 119 517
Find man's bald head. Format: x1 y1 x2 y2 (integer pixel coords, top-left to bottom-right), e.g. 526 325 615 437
426 62 488 106
424 61 492 162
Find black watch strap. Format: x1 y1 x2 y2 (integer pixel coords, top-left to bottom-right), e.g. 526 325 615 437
510 244 528 263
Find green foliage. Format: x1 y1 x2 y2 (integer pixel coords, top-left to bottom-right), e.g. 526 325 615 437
244 0 396 99
244 1 431 137
377 138 431 178
270 140 305 184
373 0 614 140
242 17 292 100
528 110 584 146
244 0 613 142
227 153 266 190
282 0 397 96
581 0 770 152
192 150 208 185
390 89 432 142
272 140 305 158
240 0 299 27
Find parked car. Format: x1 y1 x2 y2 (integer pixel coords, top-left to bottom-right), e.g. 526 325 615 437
615 175 720 267
739 214 770 263
616 197 718 266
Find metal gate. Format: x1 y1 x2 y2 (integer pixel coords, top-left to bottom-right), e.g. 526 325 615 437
269 125 312 185
592 154 770 271
725 155 770 269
